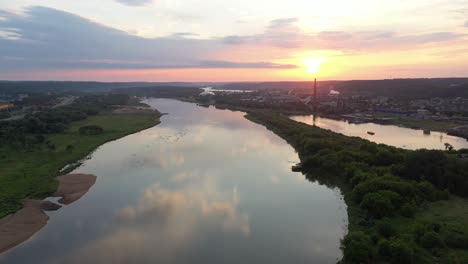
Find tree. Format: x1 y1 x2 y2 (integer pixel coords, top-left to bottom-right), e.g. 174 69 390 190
400 203 416 217
342 231 374 263
444 143 454 151
65 145 74 153
376 219 396 238
387 238 413 264
360 190 401 218
419 231 443 249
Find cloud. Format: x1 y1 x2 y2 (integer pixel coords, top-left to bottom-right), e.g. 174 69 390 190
169 32 200 38
465 21 468 27
198 61 296 69
114 0 153 6
0 6 466 78
0 6 295 72
268 18 299 29
223 17 466 51
223 17 303 48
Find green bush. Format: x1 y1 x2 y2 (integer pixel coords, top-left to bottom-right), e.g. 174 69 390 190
378 238 414 264
400 203 416 217
360 190 401 218
419 231 443 249
350 170 376 187
378 239 392 257
387 238 414 264
342 231 374 263
376 219 396 238
414 221 441 240
352 176 415 203
444 231 468 248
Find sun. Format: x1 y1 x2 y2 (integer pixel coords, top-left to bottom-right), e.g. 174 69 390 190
303 58 325 74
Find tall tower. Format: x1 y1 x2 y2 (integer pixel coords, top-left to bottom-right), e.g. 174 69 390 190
313 78 317 105
312 78 318 126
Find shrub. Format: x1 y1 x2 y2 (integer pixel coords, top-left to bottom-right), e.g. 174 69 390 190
419 231 443 248
400 203 416 217
414 221 441 242
342 231 374 263
65 145 74 153
374 149 402 166
444 231 468 248
350 171 376 187
378 239 392 257
376 219 396 238
352 176 415 203
360 190 401 218
416 181 439 201
387 238 414 264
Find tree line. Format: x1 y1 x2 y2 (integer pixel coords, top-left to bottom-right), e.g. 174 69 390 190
0 94 131 148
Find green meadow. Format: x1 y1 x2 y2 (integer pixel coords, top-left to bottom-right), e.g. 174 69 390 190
0 112 160 218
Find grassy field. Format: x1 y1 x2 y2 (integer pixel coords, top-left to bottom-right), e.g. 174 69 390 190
0 112 160 218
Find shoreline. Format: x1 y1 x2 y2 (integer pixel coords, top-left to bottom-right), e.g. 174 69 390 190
182 94 466 139
0 107 162 254
199 100 468 142
0 174 96 254
0 109 161 218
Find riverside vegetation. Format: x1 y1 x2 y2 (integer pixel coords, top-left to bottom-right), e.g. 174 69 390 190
0 94 161 218
246 112 468 264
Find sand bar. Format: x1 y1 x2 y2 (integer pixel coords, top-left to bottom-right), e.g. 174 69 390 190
0 173 96 254
54 173 97 205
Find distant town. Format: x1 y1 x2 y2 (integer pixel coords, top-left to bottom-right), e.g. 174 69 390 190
192 80 468 139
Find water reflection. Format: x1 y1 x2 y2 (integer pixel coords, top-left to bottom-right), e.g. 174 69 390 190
117 181 250 236
1 99 346 264
62 180 250 264
291 115 468 150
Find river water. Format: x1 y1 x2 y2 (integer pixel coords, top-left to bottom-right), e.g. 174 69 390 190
290 115 468 150
0 99 347 264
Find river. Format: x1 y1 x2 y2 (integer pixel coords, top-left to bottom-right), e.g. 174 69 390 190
290 115 468 150
0 99 347 264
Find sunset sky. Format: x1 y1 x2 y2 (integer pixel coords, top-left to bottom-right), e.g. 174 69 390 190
0 0 467 81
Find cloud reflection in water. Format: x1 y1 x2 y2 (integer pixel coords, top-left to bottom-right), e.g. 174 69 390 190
60 175 249 264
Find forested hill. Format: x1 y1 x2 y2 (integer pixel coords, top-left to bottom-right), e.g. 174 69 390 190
2 79 467 98
0 81 198 94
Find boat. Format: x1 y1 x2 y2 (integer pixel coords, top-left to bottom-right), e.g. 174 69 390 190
367 131 375 135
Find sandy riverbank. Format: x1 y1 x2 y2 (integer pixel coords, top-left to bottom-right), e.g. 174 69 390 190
0 174 96 254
